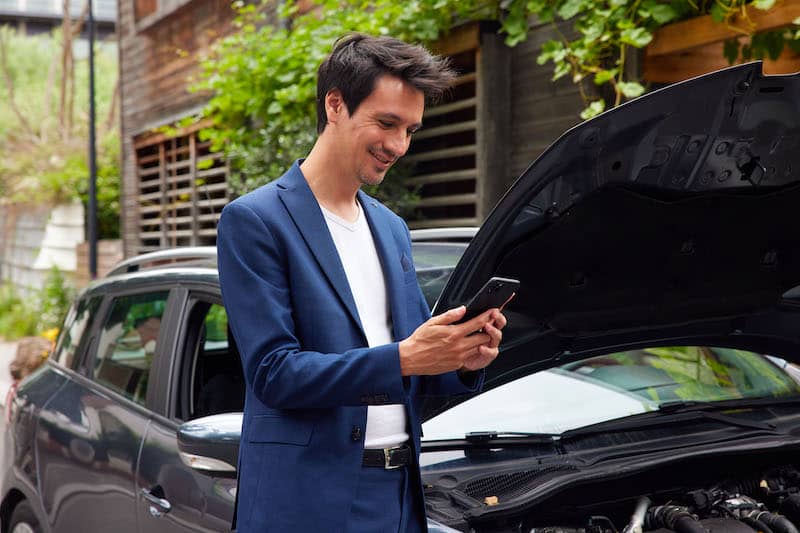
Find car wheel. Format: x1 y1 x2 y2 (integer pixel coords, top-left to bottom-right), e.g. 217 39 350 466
8 500 41 533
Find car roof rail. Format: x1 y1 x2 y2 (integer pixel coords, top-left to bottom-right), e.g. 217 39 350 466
410 227 478 242
106 246 218 277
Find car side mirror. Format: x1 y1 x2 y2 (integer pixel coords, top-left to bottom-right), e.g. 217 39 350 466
177 412 243 479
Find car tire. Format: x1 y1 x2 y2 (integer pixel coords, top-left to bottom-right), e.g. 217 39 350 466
8 500 42 533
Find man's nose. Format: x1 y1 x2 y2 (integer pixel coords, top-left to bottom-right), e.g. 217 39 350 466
384 130 410 159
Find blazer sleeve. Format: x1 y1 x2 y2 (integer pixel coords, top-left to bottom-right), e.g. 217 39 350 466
217 201 409 410
397 222 486 398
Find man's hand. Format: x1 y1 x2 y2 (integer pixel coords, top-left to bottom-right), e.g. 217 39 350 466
398 306 507 376
460 313 506 371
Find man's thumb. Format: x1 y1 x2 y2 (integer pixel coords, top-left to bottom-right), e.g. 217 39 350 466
431 305 466 325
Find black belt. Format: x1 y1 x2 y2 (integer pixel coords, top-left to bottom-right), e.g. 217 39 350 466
362 444 413 469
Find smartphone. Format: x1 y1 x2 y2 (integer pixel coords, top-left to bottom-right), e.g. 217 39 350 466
456 276 520 323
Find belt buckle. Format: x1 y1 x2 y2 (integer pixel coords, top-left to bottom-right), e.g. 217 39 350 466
384 447 402 470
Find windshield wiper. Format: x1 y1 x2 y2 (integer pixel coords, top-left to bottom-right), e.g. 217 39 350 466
421 430 559 453
658 396 800 413
465 431 560 443
561 402 783 440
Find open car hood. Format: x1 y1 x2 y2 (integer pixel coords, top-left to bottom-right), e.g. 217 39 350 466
427 62 800 420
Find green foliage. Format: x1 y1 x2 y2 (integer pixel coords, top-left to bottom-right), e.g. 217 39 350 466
0 28 120 238
39 267 76 331
0 267 75 339
723 18 800 66
205 303 229 342
195 0 797 198
515 0 800 117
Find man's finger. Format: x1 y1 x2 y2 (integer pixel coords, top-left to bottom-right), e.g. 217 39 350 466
455 308 497 335
483 322 502 349
491 310 508 330
461 331 491 350
477 345 500 360
429 305 466 325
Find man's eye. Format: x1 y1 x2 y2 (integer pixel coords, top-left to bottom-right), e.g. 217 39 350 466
379 120 393 128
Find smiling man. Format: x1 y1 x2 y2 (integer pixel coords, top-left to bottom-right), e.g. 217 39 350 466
217 33 508 532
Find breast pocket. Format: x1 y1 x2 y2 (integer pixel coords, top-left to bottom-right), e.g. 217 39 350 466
247 415 314 446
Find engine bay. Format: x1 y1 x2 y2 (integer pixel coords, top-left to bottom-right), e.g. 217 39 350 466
423 447 800 532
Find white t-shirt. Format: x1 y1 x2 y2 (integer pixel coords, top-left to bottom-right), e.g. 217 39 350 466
320 201 409 449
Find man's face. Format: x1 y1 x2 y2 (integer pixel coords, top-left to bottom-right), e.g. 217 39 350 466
135 317 161 345
332 74 425 187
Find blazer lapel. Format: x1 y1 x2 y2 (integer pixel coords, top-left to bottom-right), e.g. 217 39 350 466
276 163 364 335
358 190 408 342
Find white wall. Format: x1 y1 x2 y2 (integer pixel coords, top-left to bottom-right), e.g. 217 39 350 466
0 202 84 296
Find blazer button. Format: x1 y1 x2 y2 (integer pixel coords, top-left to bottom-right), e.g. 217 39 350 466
351 426 362 441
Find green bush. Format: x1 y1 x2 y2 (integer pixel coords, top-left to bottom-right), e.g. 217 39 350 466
0 267 75 340
0 284 39 339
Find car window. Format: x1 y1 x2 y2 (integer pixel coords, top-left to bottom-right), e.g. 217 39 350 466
51 296 102 370
181 301 244 420
92 291 169 405
411 242 468 309
422 346 800 442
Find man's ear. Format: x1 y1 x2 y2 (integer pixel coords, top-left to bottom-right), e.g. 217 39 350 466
325 89 348 125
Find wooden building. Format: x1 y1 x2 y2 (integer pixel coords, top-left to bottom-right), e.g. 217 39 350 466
118 0 244 256
117 4 585 256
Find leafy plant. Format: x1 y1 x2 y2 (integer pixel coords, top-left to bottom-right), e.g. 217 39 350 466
0 267 75 340
514 0 800 119
723 16 800 64
38 266 76 331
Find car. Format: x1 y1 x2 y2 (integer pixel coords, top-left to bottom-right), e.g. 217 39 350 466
5 60 800 533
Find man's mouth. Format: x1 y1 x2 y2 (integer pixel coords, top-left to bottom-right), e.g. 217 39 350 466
370 150 393 167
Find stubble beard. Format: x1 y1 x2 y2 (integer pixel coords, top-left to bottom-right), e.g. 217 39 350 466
357 162 390 187
359 172 386 187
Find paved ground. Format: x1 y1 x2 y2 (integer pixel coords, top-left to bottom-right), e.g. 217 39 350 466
0 339 17 408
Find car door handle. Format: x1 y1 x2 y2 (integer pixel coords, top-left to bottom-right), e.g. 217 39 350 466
141 486 172 517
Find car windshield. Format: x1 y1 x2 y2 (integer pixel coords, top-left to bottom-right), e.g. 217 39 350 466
422 346 800 441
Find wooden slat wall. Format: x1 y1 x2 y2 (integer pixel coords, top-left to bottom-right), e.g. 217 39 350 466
406 25 480 229
509 20 584 180
134 128 228 253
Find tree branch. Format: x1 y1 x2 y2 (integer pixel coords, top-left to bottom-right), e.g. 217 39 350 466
102 77 119 135
59 0 71 136
71 1 90 38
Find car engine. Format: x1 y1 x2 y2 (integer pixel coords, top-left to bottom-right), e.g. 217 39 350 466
528 478 800 533
424 449 800 533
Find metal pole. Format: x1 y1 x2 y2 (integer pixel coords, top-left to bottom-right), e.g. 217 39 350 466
87 0 97 279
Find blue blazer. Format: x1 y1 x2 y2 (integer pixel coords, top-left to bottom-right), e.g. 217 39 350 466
216 162 483 532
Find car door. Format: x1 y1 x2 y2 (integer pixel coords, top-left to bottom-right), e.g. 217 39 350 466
35 288 173 532
135 290 240 532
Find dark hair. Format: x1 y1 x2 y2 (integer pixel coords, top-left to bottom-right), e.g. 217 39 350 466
316 33 456 133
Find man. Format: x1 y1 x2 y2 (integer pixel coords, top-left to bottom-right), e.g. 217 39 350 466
217 33 508 532
133 316 160 356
